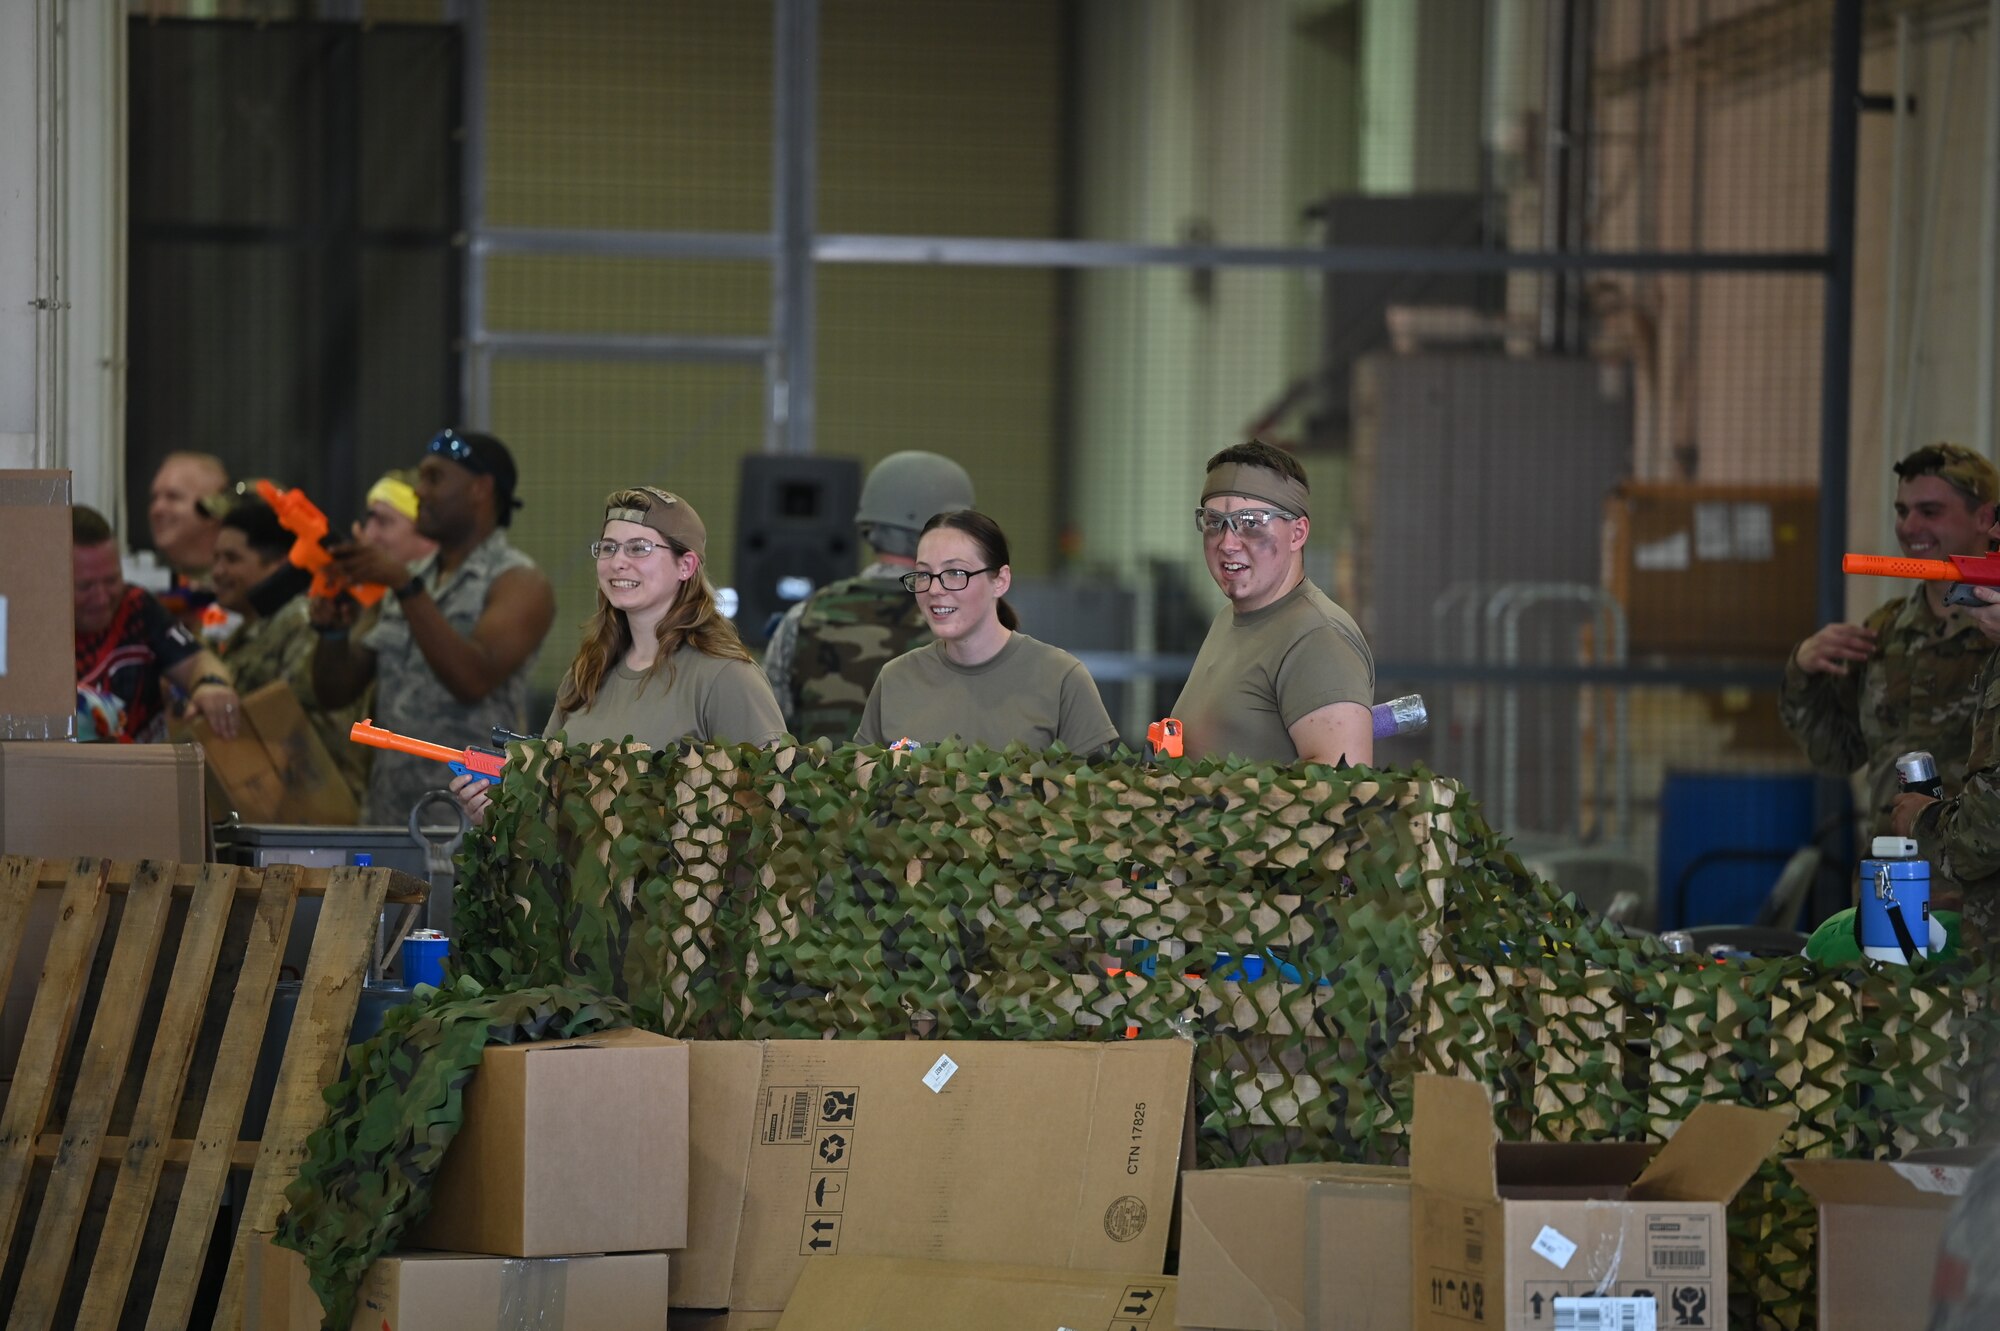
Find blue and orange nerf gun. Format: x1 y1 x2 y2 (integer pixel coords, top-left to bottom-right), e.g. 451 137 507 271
257 481 389 606
350 719 505 784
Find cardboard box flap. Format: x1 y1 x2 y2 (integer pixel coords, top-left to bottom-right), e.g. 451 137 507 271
1786 1158 1968 1212
507 1026 671 1055
1495 1141 1659 1192
1412 1074 1498 1200
1627 1102 1788 1202
774 1256 1175 1331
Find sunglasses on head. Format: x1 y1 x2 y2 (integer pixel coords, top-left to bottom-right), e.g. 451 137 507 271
426 430 480 469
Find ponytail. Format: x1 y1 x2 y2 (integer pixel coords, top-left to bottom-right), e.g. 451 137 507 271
997 598 1020 631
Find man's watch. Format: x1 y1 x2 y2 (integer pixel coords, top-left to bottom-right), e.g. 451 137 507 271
191 673 232 693
395 576 426 602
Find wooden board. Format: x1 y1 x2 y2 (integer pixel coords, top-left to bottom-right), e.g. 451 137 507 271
242 680 359 827
143 865 299 1331
71 862 240 1331
7 861 174 1331
0 860 108 1264
212 863 389 1331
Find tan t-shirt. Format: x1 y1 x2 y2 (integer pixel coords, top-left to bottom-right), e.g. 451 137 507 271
544 644 787 747
855 632 1121 753
1173 579 1374 763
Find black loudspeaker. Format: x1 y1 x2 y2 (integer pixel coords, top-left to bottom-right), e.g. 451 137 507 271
732 454 863 645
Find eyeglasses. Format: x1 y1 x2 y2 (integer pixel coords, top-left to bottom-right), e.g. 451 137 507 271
899 566 996 593
590 537 669 560
1194 507 1296 538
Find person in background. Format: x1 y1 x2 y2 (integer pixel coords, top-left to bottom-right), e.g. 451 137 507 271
147 451 230 586
73 505 241 743
309 429 557 824
353 468 438 568
854 510 1118 754
1784 443 1998 853
763 450 975 742
1172 439 1374 766
210 500 370 803
451 486 784 824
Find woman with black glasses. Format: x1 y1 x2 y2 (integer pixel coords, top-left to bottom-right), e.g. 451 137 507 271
853 510 1119 754
451 485 783 822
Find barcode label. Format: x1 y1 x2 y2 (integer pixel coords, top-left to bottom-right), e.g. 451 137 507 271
760 1085 818 1143
1554 1297 1656 1331
1650 1247 1705 1268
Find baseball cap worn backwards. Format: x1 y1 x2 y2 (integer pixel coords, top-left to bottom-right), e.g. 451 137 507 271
1200 462 1311 520
428 429 524 518
606 487 707 560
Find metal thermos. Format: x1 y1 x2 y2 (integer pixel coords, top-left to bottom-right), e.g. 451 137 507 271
1896 750 1943 799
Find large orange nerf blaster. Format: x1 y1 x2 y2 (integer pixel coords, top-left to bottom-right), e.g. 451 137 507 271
1842 552 2000 608
350 719 505 784
256 481 388 606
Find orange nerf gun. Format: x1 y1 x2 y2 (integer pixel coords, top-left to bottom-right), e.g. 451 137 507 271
257 480 388 606
1146 717 1183 761
350 719 505 784
1842 551 2000 608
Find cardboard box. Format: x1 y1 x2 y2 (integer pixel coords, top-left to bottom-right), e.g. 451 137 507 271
1788 1150 1987 1331
248 1237 671 1331
776 1256 1176 1331
183 679 359 825
0 470 75 739
1602 482 1818 661
0 740 207 860
0 741 209 1081
1177 1162 1411 1331
674 1038 1194 1313
1410 1075 1786 1331
409 1027 689 1257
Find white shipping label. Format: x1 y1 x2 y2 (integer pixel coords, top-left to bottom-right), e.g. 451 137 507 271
1554 1297 1657 1331
1532 1225 1579 1270
922 1053 958 1093
1891 1163 1972 1195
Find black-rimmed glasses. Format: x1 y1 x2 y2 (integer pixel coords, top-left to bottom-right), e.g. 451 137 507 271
899 566 996 593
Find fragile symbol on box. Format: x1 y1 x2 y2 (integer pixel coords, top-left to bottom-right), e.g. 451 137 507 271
818 1087 859 1124
799 1215 842 1256
1667 1285 1710 1327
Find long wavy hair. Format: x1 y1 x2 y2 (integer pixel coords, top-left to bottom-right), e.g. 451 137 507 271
556 498 754 714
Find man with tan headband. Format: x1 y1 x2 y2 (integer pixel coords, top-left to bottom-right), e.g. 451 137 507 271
1786 442 2000 840
1173 439 1375 766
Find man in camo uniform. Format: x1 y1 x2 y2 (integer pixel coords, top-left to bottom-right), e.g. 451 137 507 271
762 451 974 742
1782 444 1998 900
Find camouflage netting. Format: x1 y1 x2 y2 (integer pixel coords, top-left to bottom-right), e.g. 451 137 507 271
448 736 2000 1330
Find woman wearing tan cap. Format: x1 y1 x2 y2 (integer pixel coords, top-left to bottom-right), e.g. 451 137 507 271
451 485 784 821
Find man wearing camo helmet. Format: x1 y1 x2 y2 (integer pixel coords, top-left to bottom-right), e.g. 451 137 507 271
762 450 975 742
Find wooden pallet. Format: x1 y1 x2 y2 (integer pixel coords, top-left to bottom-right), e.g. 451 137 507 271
0 854 426 1331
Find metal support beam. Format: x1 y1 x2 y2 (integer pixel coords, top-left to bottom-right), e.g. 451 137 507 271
770 0 818 455
481 332 773 363
1979 0 2000 456
461 0 489 428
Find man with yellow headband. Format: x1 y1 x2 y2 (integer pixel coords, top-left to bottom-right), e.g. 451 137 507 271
353 469 439 568
1172 439 1375 766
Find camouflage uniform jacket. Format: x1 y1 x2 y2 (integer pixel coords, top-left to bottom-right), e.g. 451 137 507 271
221 596 373 805
1913 644 2000 947
362 530 542 825
762 561 928 743
1780 586 1993 838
